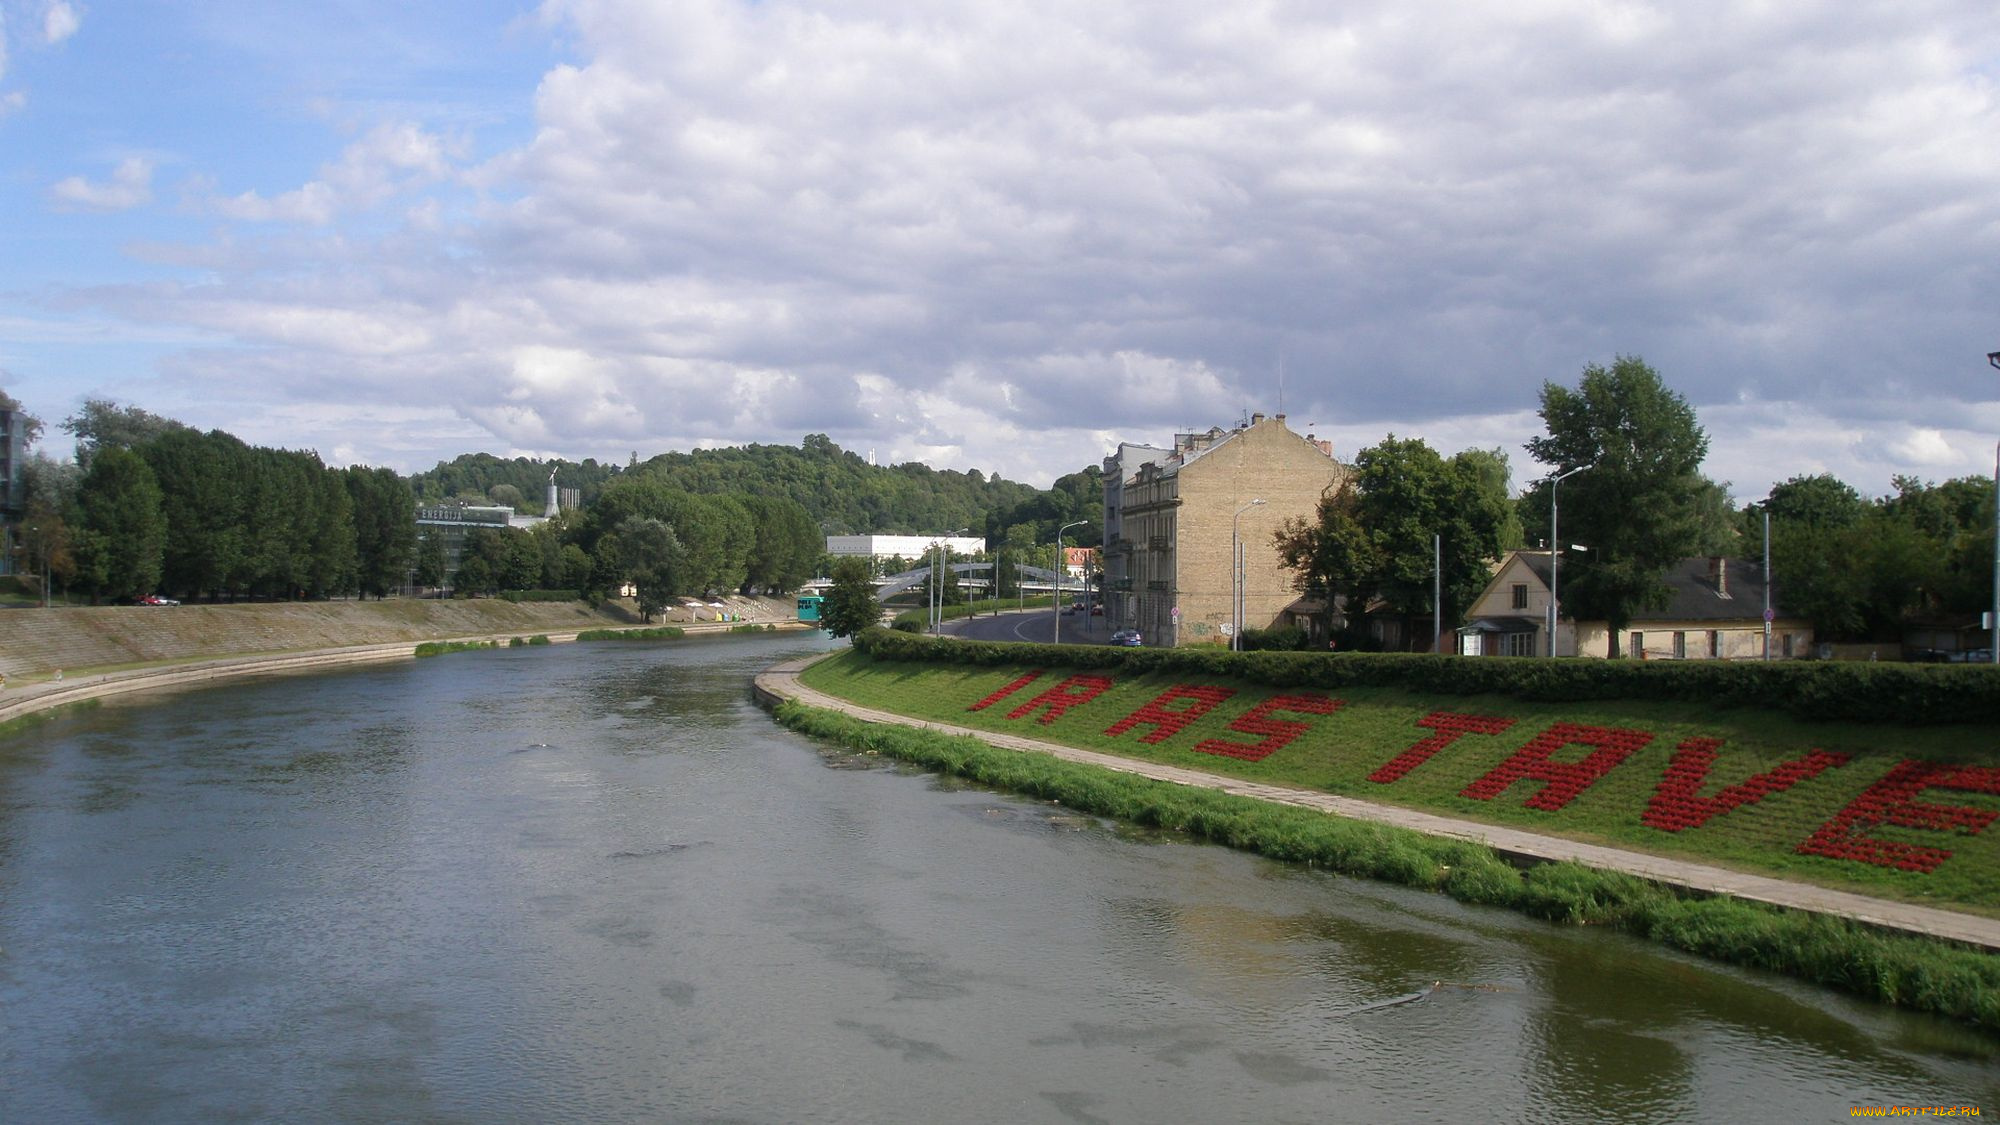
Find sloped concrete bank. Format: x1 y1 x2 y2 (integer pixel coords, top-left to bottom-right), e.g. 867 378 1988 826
0 595 809 726
753 655 2000 955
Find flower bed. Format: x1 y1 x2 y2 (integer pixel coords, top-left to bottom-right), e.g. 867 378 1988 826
912 662 2000 892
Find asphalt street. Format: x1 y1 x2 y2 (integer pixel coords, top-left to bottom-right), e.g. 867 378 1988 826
946 606 1112 645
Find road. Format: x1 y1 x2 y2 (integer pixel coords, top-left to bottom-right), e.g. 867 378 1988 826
946 606 1113 646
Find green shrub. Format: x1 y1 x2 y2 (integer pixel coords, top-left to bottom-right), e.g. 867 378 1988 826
848 627 2000 724
414 640 496 658
499 589 585 603
576 626 686 642
527 634 552 646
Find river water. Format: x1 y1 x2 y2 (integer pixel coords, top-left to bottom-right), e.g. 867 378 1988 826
1 633 1993 1123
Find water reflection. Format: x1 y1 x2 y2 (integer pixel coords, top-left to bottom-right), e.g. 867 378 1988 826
0 632 1994 1124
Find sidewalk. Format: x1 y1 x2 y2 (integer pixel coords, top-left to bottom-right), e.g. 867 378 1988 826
755 656 2000 953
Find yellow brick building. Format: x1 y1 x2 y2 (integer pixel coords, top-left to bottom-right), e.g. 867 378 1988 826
1103 414 1348 647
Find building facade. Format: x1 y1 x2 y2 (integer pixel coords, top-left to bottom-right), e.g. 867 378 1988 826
0 408 29 576
415 503 514 580
825 534 988 562
1105 414 1348 647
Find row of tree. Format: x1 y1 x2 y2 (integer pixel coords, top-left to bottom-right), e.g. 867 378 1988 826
1276 356 1996 653
407 433 1051 539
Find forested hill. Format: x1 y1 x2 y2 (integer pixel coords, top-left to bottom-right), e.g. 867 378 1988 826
408 433 1053 536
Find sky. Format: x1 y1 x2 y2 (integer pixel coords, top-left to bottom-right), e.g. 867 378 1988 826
3 0 1999 502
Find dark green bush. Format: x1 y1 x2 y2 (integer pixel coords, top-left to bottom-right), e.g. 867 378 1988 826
576 626 686 642
849 627 2000 724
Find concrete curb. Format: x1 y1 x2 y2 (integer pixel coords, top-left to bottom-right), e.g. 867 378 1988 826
754 654 2000 953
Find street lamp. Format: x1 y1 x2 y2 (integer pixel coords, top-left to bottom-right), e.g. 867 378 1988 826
1232 499 1265 652
1988 351 1999 665
1055 519 1087 646
28 524 48 608
933 528 967 633
1546 466 1588 657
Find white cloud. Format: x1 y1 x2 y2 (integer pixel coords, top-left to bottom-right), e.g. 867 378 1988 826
49 156 153 211
0 90 24 116
42 1 77 45
32 0 2000 489
213 122 458 225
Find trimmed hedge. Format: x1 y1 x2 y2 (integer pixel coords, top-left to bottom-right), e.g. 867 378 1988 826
849 627 2000 725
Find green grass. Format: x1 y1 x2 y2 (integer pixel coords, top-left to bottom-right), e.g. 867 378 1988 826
799 650 2000 916
0 698 103 738
772 698 2000 1032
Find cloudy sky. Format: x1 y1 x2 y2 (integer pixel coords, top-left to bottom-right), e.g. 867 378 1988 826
3 1 1998 501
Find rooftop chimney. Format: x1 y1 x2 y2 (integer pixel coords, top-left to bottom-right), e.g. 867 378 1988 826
1710 556 1728 598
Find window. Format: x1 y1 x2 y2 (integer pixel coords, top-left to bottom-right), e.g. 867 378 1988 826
1708 630 1720 658
1630 631 1644 657
1510 583 1529 610
1783 632 1794 658
1500 632 1534 657
1672 631 1686 659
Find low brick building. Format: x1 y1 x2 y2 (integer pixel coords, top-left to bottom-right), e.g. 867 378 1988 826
1104 414 1348 647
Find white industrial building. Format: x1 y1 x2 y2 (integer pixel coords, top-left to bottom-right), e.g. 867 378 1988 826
826 534 988 560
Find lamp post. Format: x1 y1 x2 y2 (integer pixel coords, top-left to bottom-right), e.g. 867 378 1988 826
1055 519 1086 646
1546 466 1588 657
1231 499 1265 652
1987 351 1999 665
28 524 48 608
932 528 967 633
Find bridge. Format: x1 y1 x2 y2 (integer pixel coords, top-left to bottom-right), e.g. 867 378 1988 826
800 562 1084 600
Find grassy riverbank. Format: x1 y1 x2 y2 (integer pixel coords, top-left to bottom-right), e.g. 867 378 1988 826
772 698 2000 1031
800 648 2000 917
0 594 802 683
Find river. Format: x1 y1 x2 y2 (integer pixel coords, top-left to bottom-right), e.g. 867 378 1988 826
1 633 1993 1123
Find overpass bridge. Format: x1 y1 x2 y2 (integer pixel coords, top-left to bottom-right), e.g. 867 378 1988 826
800 562 1083 600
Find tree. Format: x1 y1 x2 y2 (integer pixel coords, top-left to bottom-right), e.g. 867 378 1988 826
347 466 417 598
1275 478 1374 641
413 533 447 590
75 446 166 601
1747 474 1869 639
1272 436 1509 649
1525 356 1711 657
820 557 881 638
62 398 191 471
608 517 684 621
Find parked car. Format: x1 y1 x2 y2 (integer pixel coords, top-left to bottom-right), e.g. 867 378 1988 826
1949 648 1994 664
1110 629 1142 647
139 594 180 606
1089 604 1103 616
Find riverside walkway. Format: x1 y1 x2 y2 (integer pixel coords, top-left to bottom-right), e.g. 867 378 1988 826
755 655 2000 954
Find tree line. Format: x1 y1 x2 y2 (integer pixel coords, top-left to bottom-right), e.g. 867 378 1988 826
1276 356 1996 653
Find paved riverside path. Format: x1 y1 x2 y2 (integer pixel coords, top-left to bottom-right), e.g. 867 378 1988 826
756 656 2000 954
